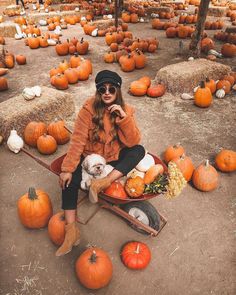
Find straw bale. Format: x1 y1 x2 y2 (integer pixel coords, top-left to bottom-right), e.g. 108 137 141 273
146 6 174 15
27 10 88 23
155 59 231 94
0 86 75 138
92 19 122 30
225 26 236 34
208 6 228 17
0 21 17 37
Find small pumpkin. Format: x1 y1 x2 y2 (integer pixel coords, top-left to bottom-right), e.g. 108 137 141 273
48 211 66 246
215 149 236 172
125 176 145 198
164 144 185 163
17 187 53 229
104 181 128 199
64 68 79 84
147 84 166 98
24 121 47 147
75 247 113 289
0 77 8 91
194 81 212 108
192 160 219 191
216 79 231 94
47 120 70 144
76 37 89 55
16 55 26 65
138 76 151 88
121 241 151 270
37 134 57 155
129 80 147 96
205 77 216 94
221 43 236 57
144 164 164 184
51 74 69 90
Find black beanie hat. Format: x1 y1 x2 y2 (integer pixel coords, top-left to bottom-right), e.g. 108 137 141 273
95 70 122 89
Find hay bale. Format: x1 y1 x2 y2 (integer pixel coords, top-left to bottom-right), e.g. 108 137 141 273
0 86 75 138
0 21 17 37
208 6 228 17
27 10 88 23
92 19 122 29
146 6 174 15
225 26 236 34
155 59 231 94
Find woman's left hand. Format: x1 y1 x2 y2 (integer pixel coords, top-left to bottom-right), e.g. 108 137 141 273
108 104 127 119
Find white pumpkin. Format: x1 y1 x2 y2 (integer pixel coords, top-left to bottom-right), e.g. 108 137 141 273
208 49 222 58
127 168 145 179
107 14 113 19
39 19 47 26
136 154 155 172
215 88 225 99
91 28 98 37
188 56 194 61
47 38 57 46
31 86 42 97
75 7 80 12
22 88 35 100
7 130 24 153
15 33 22 40
81 16 86 21
15 23 22 35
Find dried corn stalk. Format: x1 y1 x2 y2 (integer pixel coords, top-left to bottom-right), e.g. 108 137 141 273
165 161 187 199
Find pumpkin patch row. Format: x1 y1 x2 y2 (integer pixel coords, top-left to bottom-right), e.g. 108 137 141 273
50 55 92 89
55 37 89 56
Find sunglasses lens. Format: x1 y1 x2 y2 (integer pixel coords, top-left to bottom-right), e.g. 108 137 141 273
98 86 117 95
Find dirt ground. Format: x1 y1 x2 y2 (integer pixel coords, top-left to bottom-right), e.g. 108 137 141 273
0 5 236 295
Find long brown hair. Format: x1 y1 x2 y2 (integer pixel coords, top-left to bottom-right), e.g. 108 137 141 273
92 87 125 143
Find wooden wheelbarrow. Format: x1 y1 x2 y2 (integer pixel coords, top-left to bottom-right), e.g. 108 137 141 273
22 148 167 237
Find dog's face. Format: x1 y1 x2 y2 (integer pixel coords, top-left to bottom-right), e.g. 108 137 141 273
82 154 106 176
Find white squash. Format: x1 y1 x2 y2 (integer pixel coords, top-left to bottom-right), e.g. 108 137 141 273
7 130 24 153
39 19 47 26
127 168 145 179
81 16 86 21
75 7 80 12
215 88 225 99
31 86 41 97
22 88 35 100
47 38 57 46
208 49 222 58
107 14 113 19
15 33 22 40
181 93 193 100
136 154 155 172
91 28 98 37
188 56 194 61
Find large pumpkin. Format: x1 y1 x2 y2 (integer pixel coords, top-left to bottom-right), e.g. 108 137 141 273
75 247 113 289
215 149 236 172
120 241 151 270
129 80 147 96
48 211 66 245
104 181 128 199
17 187 53 228
192 160 219 191
47 120 70 145
194 81 212 108
125 176 145 198
164 144 185 163
171 154 194 182
24 121 47 147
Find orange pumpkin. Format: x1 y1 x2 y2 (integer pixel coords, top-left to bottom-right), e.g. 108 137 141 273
47 120 70 144
133 50 146 69
120 54 135 72
49 67 63 77
144 164 164 184
221 43 236 57
28 37 40 49
138 76 151 88
17 187 53 229
70 54 81 68
24 121 47 147
75 247 113 289
37 134 57 155
76 37 89 55
216 80 231 94
215 149 236 172
52 74 69 90
0 77 8 91
16 55 26 65
164 144 185 163
104 181 128 199
201 37 215 53
194 81 212 108
129 80 147 96
192 160 219 191
205 77 216 94
55 41 69 56
171 154 195 182
147 84 166 97
48 211 66 246
125 176 145 198
104 52 115 63
64 68 79 84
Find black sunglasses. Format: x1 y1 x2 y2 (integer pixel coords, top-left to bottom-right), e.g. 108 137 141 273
98 85 117 95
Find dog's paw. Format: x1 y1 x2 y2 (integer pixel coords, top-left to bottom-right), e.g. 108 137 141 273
80 181 87 190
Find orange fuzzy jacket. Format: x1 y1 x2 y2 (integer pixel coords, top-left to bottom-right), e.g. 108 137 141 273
61 97 141 173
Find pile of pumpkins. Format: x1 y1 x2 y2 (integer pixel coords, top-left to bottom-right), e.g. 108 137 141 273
194 73 236 108
129 76 166 98
0 46 27 92
214 32 236 45
50 55 92 90
23 120 70 154
163 143 236 192
55 37 89 56
200 37 236 57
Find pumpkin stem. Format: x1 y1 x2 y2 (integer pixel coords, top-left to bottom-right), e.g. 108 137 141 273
205 77 210 82
200 81 205 88
28 187 38 200
135 243 140 254
174 142 181 148
90 250 97 263
205 159 209 167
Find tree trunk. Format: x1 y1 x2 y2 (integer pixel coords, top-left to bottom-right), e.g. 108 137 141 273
114 0 119 28
189 0 211 57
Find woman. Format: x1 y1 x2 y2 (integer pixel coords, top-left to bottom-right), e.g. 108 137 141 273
56 70 145 256
16 0 25 9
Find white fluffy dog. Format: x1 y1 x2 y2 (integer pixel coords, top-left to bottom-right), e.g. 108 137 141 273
80 154 114 190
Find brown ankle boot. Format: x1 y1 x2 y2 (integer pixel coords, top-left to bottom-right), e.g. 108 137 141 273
89 177 111 203
55 222 80 257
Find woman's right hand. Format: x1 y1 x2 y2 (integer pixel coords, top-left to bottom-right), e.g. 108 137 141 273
59 172 72 190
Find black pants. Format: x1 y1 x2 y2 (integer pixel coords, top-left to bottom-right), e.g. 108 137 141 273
16 0 25 8
62 145 145 210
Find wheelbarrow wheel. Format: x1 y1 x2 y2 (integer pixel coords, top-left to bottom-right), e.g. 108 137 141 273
121 201 160 235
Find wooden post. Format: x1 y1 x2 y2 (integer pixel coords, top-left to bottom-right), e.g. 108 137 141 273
189 0 211 57
115 0 118 28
